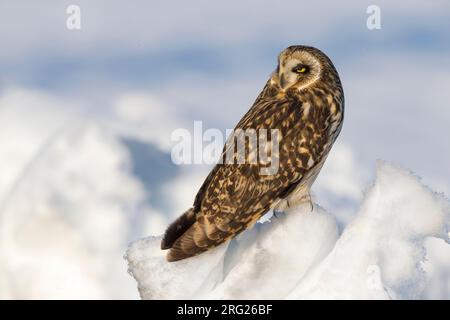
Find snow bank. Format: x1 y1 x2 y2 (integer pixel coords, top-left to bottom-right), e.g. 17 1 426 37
126 206 337 299
126 236 228 299
289 161 450 299
0 88 176 299
0 124 144 299
126 161 450 299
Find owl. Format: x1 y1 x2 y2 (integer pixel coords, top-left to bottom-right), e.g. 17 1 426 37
161 45 344 262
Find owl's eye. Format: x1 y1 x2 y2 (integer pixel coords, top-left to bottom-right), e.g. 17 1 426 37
293 65 308 74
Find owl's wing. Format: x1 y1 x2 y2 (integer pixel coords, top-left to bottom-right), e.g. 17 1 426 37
167 163 296 262
166 91 324 261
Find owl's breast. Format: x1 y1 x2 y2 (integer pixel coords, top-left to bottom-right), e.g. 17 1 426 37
277 92 342 162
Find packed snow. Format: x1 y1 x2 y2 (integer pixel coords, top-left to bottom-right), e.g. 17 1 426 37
126 161 450 299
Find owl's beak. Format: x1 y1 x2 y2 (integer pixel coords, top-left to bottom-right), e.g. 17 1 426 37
279 73 288 90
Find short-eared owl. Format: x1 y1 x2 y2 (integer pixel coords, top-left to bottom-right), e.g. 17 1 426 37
162 45 344 262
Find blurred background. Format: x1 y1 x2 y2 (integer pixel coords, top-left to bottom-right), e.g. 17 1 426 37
0 0 449 299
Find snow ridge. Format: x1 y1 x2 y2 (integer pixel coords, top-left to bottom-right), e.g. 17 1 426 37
126 161 450 299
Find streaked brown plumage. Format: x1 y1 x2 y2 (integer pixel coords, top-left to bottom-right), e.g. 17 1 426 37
162 45 344 262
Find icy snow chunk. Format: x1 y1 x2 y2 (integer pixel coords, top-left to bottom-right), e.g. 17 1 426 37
288 161 450 299
126 236 228 299
210 206 338 299
422 237 450 299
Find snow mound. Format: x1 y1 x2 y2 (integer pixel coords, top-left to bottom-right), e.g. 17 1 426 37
289 161 450 299
0 88 178 299
126 161 450 299
0 123 144 299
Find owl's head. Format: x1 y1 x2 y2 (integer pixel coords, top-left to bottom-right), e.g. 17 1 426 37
275 45 338 91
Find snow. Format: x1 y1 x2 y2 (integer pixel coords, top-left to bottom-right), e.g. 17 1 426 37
126 236 228 299
126 161 450 299
0 88 176 299
0 123 144 299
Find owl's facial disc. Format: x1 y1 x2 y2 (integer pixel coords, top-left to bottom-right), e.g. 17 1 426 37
277 51 321 91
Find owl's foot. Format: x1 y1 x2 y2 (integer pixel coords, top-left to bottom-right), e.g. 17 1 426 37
272 209 282 219
298 193 314 213
272 192 314 214
307 198 314 212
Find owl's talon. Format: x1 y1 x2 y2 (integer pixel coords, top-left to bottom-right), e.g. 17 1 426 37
308 200 314 212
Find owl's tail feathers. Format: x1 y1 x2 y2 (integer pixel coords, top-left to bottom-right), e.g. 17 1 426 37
166 226 209 262
165 217 229 262
161 208 196 250
166 223 226 262
162 208 229 262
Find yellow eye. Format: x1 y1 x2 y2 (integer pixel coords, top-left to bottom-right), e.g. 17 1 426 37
296 67 306 73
